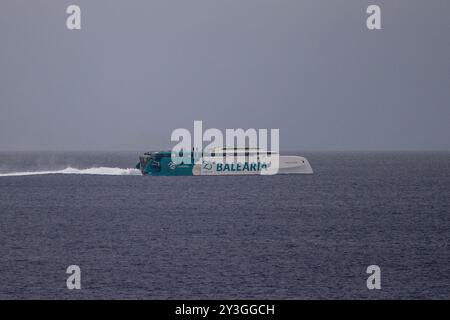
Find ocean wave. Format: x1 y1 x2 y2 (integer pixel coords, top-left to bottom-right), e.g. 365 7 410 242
0 167 142 177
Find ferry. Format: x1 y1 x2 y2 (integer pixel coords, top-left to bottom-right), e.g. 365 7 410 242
136 148 313 176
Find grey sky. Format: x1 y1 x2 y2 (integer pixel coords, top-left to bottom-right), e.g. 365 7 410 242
0 0 449 151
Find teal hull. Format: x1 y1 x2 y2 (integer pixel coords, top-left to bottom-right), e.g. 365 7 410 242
137 152 195 176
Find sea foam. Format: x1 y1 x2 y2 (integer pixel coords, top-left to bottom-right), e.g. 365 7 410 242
0 167 142 177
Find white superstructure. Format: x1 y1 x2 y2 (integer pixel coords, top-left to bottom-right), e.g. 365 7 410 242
192 147 313 175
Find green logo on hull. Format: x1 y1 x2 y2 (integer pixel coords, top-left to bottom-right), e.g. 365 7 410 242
216 162 268 172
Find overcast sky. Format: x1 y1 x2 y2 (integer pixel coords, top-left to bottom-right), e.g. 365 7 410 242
0 0 449 151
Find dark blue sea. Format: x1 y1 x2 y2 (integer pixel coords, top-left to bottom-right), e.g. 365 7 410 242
0 151 449 299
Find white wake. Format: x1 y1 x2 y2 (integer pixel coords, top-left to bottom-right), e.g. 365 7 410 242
0 167 142 177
